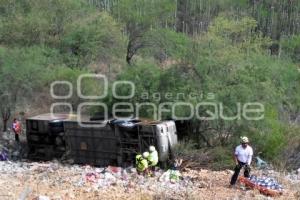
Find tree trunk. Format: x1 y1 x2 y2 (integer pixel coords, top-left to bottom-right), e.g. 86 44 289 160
126 40 134 65
126 36 144 65
1 107 11 132
2 119 8 132
176 0 188 33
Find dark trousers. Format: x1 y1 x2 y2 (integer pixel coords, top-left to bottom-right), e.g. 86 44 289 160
15 133 19 142
230 161 250 185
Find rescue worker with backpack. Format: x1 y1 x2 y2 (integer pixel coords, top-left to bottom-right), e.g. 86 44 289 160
147 145 158 171
135 152 149 175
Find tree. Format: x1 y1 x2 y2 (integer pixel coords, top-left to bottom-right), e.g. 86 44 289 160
189 16 300 148
0 93 12 131
0 46 56 130
0 0 125 68
139 28 191 63
0 0 86 46
62 12 125 68
111 0 176 64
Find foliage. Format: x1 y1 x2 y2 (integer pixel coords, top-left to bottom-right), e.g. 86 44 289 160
0 46 55 99
209 146 233 170
0 0 126 67
62 12 125 67
0 46 56 129
114 16 300 165
139 29 192 62
281 35 300 63
111 0 176 64
0 0 300 167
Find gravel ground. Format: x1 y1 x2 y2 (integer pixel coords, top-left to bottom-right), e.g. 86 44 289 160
0 161 299 200
0 131 299 200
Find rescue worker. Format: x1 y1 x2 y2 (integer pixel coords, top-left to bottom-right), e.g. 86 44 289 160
148 146 158 170
12 118 21 142
230 136 253 186
135 152 149 175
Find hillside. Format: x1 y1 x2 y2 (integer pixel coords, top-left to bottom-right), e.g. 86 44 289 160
1 1 300 199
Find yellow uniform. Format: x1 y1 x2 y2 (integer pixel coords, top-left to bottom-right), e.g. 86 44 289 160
136 154 148 172
148 150 158 166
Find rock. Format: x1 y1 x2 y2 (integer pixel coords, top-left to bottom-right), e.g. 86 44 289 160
18 187 32 200
95 167 105 173
106 166 122 174
12 151 20 157
226 170 234 175
33 195 50 200
62 159 74 165
104 172 117 182
52 195 63 200
198 181 209 188
128 167 137 174
294 191 300 199
68 192 75 199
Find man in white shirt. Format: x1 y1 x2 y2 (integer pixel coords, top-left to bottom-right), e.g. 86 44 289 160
230 136 253 186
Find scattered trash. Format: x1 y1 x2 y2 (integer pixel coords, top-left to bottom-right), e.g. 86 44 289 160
85 172 100 183
0 122 297 199
255 156 268 169
0 156 297 199
285 170 300 185
36 195 50 200
18 187 31 200
106 166 122 177
159 169 182 183
0 148 8 161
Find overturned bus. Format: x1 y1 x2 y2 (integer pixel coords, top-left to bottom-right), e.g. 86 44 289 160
26 113 178 167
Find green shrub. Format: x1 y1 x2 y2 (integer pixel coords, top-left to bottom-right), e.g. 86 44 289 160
209 146 233 170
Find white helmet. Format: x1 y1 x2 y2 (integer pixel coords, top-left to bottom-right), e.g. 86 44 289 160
149 146 156 152
143 151 149 158
241 136 249 143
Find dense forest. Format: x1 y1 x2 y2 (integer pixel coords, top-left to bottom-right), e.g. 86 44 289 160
0 0 300 169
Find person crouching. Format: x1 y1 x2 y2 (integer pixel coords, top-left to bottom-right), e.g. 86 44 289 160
135 152 149 176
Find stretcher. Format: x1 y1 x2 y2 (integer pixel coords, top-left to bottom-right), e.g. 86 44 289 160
238 176 283 197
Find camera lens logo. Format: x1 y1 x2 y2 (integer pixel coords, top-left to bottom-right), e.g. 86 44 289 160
50 73 264 125
50 74 108 128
